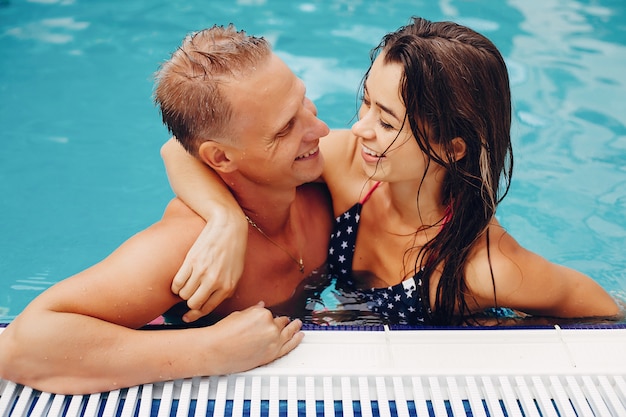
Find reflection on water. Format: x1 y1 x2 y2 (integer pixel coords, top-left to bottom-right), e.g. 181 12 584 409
272 265 384 326
272 265 626 328
158 262 625 328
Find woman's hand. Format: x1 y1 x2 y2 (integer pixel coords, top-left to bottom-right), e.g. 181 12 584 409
171 208 248 322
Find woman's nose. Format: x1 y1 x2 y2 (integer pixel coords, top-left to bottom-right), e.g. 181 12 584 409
351 108 375 139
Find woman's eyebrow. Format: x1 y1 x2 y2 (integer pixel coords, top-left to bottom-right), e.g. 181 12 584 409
378 102 401 123
364 83 401 123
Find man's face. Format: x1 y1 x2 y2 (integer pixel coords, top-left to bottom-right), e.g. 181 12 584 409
224 53 329 189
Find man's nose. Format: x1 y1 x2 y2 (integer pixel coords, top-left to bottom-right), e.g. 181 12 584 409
304 98 329 139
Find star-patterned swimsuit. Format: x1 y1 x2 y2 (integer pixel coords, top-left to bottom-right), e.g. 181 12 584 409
326 182 430 326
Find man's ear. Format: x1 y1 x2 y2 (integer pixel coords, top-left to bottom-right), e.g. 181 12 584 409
450 137 467 162
198 140 238 173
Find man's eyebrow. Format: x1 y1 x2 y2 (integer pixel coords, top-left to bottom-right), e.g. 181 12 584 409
364 83 402 123
274 82 306 137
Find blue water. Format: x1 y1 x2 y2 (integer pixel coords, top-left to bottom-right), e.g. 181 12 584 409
1 0 625 323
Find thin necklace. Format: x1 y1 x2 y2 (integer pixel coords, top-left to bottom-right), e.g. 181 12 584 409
245 215 305 273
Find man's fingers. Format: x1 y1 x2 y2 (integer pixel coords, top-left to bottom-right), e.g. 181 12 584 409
277 318 304 357
273 315 291 328
278 331 304 357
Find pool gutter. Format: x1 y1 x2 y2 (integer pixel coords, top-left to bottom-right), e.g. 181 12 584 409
1 326 625 415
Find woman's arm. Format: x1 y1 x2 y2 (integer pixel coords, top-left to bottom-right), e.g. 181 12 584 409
469 225 623 320
161 138 247 322
162 130 359 321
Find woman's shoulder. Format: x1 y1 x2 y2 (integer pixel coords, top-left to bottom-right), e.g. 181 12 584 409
463 221 621 318
320 129 369 212
320 129 356 166
463 222 530 309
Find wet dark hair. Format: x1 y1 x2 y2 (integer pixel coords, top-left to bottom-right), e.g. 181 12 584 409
154 25 271 156
363 17 513 325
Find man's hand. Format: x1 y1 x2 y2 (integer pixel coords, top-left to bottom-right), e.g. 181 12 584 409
209 302 304 374
171 209 248 322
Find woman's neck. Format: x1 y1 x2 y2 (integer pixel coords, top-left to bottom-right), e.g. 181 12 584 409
381 179 447 231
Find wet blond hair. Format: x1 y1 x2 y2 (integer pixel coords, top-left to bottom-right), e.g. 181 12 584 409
154 25 271 156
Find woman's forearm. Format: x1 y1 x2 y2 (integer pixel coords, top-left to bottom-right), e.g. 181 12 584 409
161 137 243 221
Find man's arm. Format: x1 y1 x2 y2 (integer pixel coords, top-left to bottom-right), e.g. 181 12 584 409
0 199 303 394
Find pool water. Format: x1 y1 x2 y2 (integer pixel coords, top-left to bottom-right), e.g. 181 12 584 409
1 0 625 323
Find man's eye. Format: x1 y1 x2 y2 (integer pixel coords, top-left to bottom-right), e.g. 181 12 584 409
276 120 294 138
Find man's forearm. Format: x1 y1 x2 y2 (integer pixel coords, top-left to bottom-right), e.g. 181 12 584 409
0 311 215 394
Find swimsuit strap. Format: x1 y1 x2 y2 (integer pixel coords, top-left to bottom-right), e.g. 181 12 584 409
442 203 453 228
359 181 382 204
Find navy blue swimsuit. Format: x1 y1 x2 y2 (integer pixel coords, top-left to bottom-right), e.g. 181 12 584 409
326 183 430 325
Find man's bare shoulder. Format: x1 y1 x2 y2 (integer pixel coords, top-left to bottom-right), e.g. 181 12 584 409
162 197 200 217
161 198 207 226
126 198 206 266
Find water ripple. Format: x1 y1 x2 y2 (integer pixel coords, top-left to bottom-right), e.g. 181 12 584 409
6 16 88 44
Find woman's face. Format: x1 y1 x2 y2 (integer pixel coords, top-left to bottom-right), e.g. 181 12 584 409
351 53 437 185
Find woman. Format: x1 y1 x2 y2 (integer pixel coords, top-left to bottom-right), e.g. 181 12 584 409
162 17 621 325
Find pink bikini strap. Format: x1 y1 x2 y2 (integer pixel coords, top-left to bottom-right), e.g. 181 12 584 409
359 181 382 204
442 203 453 227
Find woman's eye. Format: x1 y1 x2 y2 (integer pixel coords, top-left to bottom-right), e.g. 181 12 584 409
379 120 394 130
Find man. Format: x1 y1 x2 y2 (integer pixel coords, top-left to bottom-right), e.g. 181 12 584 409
0 25 333 394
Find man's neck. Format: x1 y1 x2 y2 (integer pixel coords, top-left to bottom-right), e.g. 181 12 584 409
231 182 300 236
